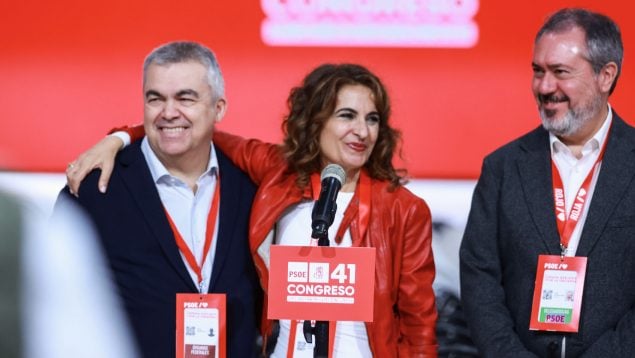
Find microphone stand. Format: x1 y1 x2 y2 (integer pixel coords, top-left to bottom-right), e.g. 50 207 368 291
303 215 333 357
304 165 344 358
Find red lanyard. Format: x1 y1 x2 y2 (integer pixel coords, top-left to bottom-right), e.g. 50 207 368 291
551 128 610 255
164 179 221 293
310 170 371 246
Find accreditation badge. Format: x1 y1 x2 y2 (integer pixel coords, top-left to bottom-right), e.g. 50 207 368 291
529 255 587 332
176 293 226 358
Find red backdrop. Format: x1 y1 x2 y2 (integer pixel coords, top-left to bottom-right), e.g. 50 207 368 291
2 0 634 177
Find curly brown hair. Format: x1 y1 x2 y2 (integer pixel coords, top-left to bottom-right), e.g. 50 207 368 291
281 63 406 189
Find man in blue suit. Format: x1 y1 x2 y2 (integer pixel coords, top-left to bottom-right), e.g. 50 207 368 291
461 8 635 357
56 42 261 357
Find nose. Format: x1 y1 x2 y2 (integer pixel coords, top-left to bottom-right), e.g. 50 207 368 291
352 118 369 139
535 72 557 95
162 99 180 120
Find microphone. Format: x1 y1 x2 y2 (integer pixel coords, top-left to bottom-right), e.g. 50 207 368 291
311 164 346 243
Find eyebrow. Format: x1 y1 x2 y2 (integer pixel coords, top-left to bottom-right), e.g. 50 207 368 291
335 107 380 119
145 90 162 98
335 107 358 114
176 89 199 98
532 62 570 70
144 89 200 98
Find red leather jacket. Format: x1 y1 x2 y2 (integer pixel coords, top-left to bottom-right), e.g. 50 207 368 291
214 131 438 357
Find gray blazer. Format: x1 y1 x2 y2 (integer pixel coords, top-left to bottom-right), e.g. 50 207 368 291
460 112 635 357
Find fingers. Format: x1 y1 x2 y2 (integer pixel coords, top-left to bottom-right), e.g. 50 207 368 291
66 157 89 197
98 160 115 193
94 135 125 193
66 162 79 197
65 135 124 196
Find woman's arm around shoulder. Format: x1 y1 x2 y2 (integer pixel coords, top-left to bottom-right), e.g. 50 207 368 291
213 131 285 185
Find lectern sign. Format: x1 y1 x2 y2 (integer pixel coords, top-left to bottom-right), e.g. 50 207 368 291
269 246 375 322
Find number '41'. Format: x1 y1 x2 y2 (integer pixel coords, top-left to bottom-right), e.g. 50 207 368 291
330 264 356 284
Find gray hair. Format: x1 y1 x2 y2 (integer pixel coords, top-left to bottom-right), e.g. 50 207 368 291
536 8 623 95
143 41 225 99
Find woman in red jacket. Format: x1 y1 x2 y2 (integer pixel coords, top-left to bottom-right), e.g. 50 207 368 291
68 63 438 357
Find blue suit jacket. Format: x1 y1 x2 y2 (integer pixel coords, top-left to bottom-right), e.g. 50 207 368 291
57 141 261 358
460 113 635 357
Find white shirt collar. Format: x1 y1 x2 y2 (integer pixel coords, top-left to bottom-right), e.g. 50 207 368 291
549 104 613 157
141 137 219 185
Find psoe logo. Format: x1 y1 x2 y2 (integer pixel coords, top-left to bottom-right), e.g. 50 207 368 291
261 0 479 48
288 261 309 282
309 262 330 283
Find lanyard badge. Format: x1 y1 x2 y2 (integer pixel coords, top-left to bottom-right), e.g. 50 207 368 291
176 293 226 358
530 255 587 332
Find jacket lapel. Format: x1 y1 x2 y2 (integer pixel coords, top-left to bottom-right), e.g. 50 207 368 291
118 142 198 292
577 114 635 256
517 127 562 254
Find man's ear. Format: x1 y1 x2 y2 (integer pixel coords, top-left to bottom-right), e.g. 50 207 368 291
598 62 618 93
214 97 227 123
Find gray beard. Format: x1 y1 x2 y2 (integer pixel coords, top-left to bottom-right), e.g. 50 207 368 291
539 96 604 137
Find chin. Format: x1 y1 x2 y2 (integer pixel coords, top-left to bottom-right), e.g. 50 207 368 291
159 143 189 155
342 161 366 172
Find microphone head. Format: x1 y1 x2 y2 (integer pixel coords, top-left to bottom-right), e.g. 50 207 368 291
321 164 346 185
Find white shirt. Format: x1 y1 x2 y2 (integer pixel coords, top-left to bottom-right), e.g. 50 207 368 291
549 105 612 256
270 191 373 358
141 137 220 293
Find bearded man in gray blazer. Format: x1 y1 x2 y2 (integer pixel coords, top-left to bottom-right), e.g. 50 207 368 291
460 8 635 357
